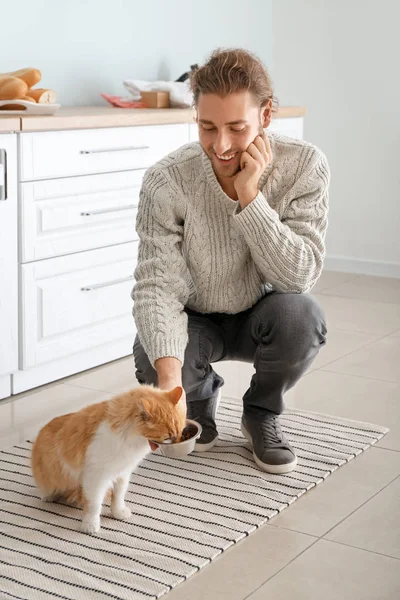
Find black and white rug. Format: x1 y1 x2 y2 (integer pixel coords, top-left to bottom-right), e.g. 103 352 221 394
0 397 389 600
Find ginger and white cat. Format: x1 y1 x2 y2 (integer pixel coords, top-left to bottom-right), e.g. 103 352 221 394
31 385 185 534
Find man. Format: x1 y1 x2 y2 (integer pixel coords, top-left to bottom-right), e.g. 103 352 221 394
132 48 329 474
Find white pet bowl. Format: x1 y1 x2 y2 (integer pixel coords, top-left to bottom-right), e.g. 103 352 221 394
152 419 202 457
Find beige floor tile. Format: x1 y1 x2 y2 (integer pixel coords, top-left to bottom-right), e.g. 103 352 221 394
314 294 400 336
0 430 20 450
311 327 380 370
311 270 358 294
247 539 400 600
66 356 137 394
326 476 400 558
267 447 400 537
214 361 255 399
12 383 112 442
0 399 12 434
0 399 19 450
325 333 400 383
9 379 66 402
285 369 399 451
321 274 400 304
165 525 316 600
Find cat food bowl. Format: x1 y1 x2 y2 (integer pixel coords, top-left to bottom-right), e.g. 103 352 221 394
153 419 202 457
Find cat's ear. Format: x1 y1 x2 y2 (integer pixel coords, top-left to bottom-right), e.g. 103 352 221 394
167 386 184 405
138 398 152 422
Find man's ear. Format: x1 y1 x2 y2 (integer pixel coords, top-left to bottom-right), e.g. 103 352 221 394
261 98 273 129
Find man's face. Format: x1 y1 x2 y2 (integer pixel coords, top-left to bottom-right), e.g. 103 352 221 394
196 91 267 181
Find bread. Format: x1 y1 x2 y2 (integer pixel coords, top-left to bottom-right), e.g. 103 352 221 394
27 88 56 104
3 68 42 88
0 76 28 100
21 95 37 103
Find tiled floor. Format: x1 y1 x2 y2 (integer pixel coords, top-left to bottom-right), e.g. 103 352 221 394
1 271 400 599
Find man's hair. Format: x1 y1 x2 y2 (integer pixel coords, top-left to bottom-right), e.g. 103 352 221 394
189 47 278 110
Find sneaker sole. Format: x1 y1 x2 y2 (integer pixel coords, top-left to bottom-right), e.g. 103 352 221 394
194 389 222 452
194 435 219 452
241 422 298 474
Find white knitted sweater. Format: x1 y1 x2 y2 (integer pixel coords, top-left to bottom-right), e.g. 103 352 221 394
132 132 330 366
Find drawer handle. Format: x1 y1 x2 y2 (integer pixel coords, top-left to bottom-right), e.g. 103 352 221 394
81 204 137 216
81 274 134 292
0 149 7 201
79 145 150 155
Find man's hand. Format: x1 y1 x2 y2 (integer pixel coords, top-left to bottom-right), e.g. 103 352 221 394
155 357 182 391
233 133 273 209
148 357 187 452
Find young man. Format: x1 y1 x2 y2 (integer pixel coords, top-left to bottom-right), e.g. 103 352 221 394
132 48 329 474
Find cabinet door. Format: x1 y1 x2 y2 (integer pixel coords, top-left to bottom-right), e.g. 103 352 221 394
20 242 137 369
20 170 144 262
0 134 18 378
20 124 190 181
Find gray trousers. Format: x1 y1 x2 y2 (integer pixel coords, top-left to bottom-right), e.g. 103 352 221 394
133 292 327 416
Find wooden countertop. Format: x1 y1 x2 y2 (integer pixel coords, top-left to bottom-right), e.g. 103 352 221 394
0 106 306 132
0 115 20 132
16 105 306 132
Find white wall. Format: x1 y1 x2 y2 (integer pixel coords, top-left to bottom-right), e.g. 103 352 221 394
1 0 272 106
272 0 400 276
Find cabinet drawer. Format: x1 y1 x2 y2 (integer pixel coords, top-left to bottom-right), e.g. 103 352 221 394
20 170 144 262
20 123 189 181
20 243 137 368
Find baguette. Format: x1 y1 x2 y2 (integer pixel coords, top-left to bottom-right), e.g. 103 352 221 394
0 76 28 100
2 68 42 88
27 88 56 104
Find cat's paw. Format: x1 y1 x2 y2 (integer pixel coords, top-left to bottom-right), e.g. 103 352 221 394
80 517 101 535
112 505 132 521
40 494 55 503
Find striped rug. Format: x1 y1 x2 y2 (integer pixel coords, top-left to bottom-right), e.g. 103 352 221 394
0 397 389 600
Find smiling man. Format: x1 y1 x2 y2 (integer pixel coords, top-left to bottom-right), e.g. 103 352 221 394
132 48 329 474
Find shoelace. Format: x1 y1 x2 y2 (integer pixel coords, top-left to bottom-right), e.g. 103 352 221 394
260 416 283 444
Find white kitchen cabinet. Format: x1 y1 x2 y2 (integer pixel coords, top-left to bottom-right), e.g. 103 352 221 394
20 170 144 262
0 134 18 400
20 124 189 181
19 242 137 370
12 122 191 393
268 117 304 139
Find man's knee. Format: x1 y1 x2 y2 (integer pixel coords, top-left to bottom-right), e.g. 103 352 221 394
253 293 327 355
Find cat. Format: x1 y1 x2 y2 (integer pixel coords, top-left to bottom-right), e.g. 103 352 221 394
31 385 185 534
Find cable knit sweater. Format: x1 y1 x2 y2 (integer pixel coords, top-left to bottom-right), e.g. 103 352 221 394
132 132 330 367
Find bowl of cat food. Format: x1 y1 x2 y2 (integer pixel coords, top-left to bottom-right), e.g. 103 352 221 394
153 419 202 457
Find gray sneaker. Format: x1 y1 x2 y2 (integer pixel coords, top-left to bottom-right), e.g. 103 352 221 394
187 389 221 452
241 411 297 474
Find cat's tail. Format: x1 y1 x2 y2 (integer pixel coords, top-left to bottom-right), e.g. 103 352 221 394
59 487 85 507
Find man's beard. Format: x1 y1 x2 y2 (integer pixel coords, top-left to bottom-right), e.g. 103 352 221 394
210 151 241 178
